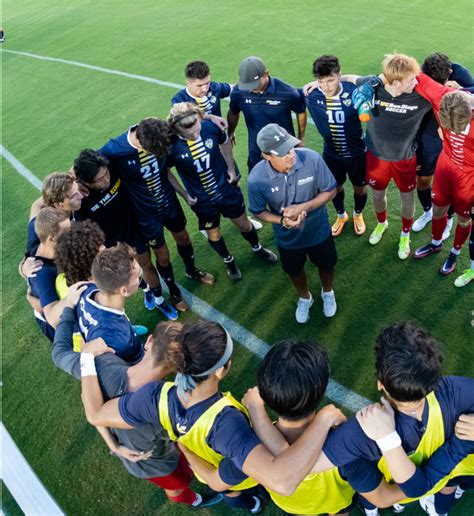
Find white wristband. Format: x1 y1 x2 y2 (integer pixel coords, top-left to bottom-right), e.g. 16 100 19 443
80 352 97 377
376 431 402 452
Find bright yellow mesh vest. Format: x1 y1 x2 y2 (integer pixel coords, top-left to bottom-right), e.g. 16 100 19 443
55 273 83 352
268 464 354 514
159 382 258 491
378 391 474 504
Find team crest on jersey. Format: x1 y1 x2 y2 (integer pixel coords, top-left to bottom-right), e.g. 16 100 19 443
205 138 213 149
343 99 352 106
210 95 217 104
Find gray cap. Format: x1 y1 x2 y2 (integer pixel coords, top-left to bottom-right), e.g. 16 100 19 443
238 56 266 90
257 124 301 156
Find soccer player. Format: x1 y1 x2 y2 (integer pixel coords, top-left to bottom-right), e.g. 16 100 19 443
350 54 432 259
227 56 307 173
99 118 215 312
166 103 277 280
27 208 72 340
412 54 473 239
73 149 177 320
410 73 474 275
305 55 368 236
52 314 222 508
76 243 144 364
80 319 346 512
248 124 337 324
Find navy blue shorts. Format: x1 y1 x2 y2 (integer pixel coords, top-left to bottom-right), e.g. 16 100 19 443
193 185 246 231
139 200 187 249
323 152 366 187
34 314 55 343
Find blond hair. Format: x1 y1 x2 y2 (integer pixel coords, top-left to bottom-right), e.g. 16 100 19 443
382 53 420 84
439 91 472 134
34 207 69 243
167 102 204 134
42 172 74 207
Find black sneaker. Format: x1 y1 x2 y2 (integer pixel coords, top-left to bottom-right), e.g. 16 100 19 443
225 258 242 281
185 269 216 284
193 492 223 508
254 246 278 264
439 252 457 275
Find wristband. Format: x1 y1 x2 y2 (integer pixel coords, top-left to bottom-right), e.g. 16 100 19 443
80 352 97 377
376 431 402 452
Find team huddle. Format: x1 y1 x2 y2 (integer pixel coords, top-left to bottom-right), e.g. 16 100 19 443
19 51 473 515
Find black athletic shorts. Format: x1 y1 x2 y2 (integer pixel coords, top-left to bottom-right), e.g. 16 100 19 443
416 148 440 177
139 200 187 249
193 185 246 231
278 235 337 276
323 152 366 187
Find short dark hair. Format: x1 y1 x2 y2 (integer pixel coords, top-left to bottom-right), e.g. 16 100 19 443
91 243 136 294
375 321 444 402
312 55 340 78
185 61 210 80
175 320 228 383
55 220 105 285
136 118 170 157
73 149 109 184
422 53 452 84
258 340 329 421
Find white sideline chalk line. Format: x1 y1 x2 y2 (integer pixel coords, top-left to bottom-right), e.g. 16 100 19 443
1 422 65 515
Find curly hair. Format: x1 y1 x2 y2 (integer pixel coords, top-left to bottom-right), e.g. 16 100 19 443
185 61 210 80
135 118 170 157
167 102 204 135
439 91 472 134
422 53 452 85
55 220 105 285
42 172 75 206
91 242 136 294
312 55 340 78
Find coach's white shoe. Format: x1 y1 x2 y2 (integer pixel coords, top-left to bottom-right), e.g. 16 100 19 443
295 292 313 323
249 217 263 230
419 494 446 516
321 289 337 317
363 509 379 516
412 208 432 232
454 486 465 499
442 216 454 241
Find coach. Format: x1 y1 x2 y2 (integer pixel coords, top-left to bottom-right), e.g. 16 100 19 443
248 124 338 324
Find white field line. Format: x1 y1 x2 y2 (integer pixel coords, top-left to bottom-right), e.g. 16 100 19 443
0 49 316 126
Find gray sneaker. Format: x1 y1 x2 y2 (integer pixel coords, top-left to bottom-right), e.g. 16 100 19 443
296 293 313 323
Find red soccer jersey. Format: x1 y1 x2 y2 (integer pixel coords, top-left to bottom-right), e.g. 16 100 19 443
416 73 474 170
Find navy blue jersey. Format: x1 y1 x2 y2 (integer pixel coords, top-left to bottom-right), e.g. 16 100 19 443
172 82 232 117
76 283 144 364
119 381 260 486
28 256 59 309
99 127 177 219
26 218 40 257
168 121 229 205
76 165 139 248
306 82 365 159
229 76 306 166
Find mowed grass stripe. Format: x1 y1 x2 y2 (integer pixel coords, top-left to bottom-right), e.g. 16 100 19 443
2 145 371 413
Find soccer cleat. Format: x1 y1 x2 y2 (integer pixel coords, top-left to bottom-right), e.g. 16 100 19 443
192 492 223 508
249 217 263 230
321 289 337 317
331 212 350 236
369 221 388 245
254 246 278 264
419 494 446 516
186 269 216 284
392 503 406 513
168 288 188 312
249 494 266 514
442 216 454 241
132 324 148 336
353 212 366 235
455 269 474 287
412 209 432 232
225 258 242 281
295 292 313 324
413 243 442 259
155 298 179 320
439 252 457 275
454 486 465 499
398 236 411 260
143 289 155 311
363 509 379 516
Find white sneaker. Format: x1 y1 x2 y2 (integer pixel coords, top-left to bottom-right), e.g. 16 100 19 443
321 290 337 317
249 217 263 230
454 486 465 499
442 217 454 241
364 509 379 516
295 293 313 323
392 502 406 513
419 494 446 516
412 208 433 232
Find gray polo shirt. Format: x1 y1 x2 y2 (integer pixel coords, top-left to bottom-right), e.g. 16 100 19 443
248 148 336 249
356 76 431 161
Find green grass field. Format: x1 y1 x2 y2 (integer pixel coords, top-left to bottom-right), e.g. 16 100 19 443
2 0 474 514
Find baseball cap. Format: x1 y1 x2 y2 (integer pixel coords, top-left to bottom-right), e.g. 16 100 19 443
257 124 301 157
238 56 266 90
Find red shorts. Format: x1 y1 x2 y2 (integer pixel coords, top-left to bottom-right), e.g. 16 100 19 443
366 151 417 192
147 453 193 490
432 151 474 217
